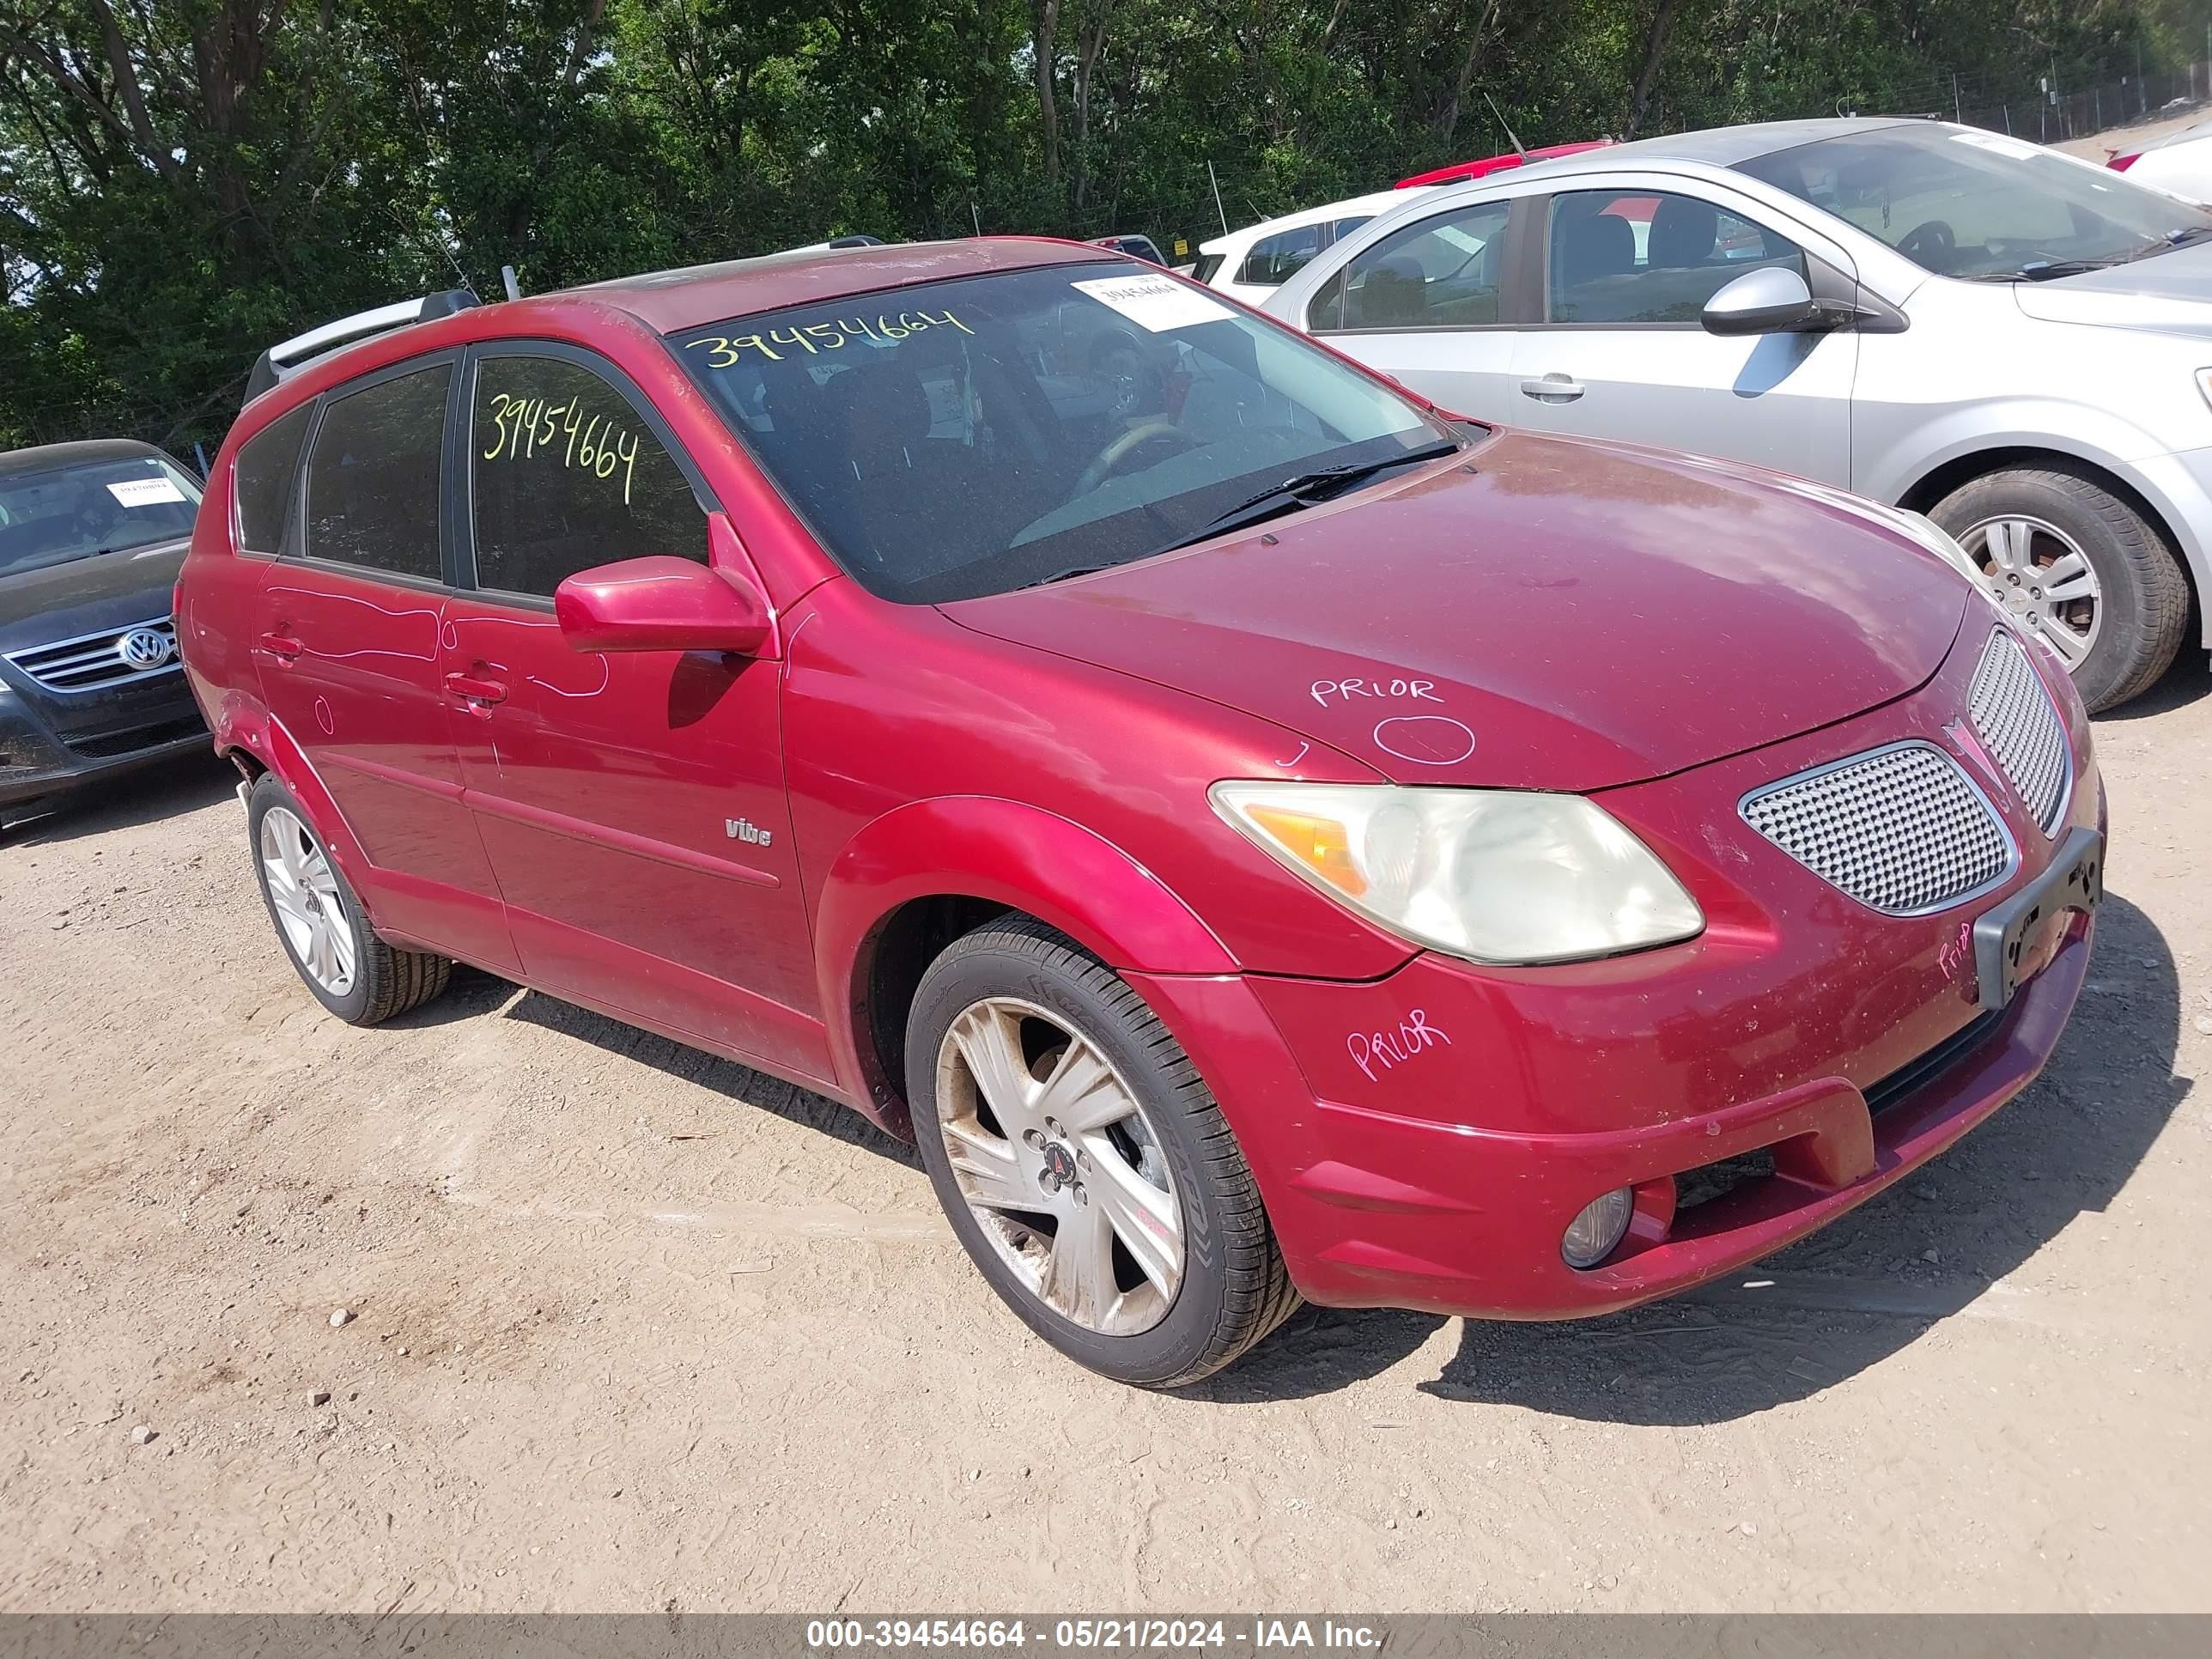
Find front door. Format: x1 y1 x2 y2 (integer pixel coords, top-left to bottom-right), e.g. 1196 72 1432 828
439 345 830 1084
1507 185 1857 485
1305 195 1522 422
255 355 516 971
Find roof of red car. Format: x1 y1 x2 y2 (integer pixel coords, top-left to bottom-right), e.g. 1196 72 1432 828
568 237 1115 334
1395 140 1613 190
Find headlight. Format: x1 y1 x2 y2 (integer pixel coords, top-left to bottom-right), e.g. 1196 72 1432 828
1209 781 1704 965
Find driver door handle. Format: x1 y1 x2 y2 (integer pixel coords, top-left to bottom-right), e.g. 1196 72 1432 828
258 631 304 664
1520 374 1586 402
443 671 507 708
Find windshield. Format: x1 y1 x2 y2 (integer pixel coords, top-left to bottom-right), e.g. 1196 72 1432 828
1735 123 2212 279
675 260 1446 601
0 452 202 578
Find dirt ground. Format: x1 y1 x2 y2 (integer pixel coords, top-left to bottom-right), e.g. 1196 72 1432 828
3 645 2208 1615
2057 105 2209 162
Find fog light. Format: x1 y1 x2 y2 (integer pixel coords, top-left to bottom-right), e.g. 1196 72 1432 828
1560 1187 1634 1269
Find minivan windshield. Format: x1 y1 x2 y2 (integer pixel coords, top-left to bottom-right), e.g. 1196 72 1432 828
0 453 203 578
675 260 1449 601
1735 123 2212 280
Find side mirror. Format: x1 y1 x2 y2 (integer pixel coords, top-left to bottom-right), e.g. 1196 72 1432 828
1701 266 1822 336
555 555 772 656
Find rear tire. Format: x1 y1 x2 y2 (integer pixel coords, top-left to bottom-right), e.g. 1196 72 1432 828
905 916 1299 1387
246 775 451 1025
1929 464 2189 712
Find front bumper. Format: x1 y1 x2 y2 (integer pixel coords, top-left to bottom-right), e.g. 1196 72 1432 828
1135 625 2102 1322
0 681 208 808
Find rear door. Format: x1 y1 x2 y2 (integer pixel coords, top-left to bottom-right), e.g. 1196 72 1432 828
1506 181 1857 483
1302 194 1528 421
437 343 829 1084
255 353 516 969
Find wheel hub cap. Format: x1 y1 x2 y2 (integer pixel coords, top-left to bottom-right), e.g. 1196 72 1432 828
258 805 356 998
933 996 1185 1337
1961 514 2101 670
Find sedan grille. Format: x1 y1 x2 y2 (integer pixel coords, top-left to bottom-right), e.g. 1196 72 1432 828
1968 629 2069 834
3 617 179 695
1741 742 2014 915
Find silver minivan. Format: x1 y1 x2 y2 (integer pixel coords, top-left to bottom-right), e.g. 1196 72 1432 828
1267 118 2212 709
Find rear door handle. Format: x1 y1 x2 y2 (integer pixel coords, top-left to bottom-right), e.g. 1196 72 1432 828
443 671 507 707
258 631 304 663
1519 374 1586 402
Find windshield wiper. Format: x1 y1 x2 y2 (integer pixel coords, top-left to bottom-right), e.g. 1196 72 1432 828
2126 224 2212 261
1203 441 1462 530
2015 258 2116 281
1021 562 1116 588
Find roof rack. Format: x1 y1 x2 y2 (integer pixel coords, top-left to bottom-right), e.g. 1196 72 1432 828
243 289 480 406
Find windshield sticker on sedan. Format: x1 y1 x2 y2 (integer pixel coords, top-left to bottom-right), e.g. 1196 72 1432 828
107 477 186 507
1951 131 2045 162
481 393 645 505
685 311 975 367
1071 273 1234 332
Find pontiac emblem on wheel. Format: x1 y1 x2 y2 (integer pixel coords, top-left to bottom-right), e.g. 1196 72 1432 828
116 627 173 672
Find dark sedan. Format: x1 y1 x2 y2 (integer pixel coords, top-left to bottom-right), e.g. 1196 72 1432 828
0 439 212 826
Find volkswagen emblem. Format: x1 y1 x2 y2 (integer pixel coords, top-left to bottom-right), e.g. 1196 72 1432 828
116 627 173 672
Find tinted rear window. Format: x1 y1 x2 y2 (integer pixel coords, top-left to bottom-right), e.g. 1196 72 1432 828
303 364 449 581
234 402 313 554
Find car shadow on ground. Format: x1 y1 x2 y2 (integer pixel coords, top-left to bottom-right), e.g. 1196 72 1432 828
477 973 921 1168
1206 890 2186 1412
1 750 234 847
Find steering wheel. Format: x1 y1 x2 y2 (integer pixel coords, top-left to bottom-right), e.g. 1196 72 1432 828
70 496 124 544
1073 420 1196 498
1899 219 1955 265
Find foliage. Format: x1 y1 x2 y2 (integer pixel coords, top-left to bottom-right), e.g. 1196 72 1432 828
0 0 2195 455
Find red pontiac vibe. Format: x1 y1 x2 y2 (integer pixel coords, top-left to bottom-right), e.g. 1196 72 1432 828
175 241 2103 1387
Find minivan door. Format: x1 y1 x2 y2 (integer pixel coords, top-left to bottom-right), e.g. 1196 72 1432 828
1509 185 1857 484
439 345 830 1085
255 355 517 971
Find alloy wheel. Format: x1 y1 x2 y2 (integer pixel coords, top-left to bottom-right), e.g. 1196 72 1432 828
933 996 1185 1336
258 805 357 997
1958 514 2102 672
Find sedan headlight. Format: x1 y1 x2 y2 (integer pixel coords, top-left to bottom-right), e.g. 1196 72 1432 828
1209 781 1703 965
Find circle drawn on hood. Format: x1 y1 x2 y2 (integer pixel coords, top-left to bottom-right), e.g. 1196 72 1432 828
1373 715 1476 766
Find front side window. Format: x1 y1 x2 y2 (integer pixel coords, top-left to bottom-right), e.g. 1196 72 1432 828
234 402 313 554
676 261 1443 603
303 363 449 581
1547 189 1804 324
1237 224 1325 287
470 356 705 599
0 450 201 577
1735 124 2212 279
1310 198 1512 331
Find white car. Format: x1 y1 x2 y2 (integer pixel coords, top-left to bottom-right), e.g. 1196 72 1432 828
1264 117 2212 710
2112 116 2212 202
1195 188 1432 309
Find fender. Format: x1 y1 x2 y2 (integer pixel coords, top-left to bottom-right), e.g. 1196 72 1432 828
814 794 1238 1109
209 693 378 917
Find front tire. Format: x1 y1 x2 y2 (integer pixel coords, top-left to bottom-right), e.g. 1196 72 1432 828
1929 464 2190 711
906 916 1298 1387
246 775 451 1025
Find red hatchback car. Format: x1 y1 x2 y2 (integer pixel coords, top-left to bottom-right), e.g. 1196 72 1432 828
177 240 2102 1387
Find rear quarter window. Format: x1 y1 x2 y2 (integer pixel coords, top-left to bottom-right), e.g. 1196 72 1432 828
234 402 313 554
302 363 450 582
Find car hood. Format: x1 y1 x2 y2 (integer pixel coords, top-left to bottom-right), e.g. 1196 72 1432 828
941 433 1968 793
2012 239 2212 338
0 537 189 656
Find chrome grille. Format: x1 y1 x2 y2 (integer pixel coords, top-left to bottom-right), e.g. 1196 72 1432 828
2 617 179 695
1969 629 2069 834
1741 742 2014 915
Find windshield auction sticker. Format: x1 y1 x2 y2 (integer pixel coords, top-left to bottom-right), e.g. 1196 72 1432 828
106 477 186 507
1071 273 1235 332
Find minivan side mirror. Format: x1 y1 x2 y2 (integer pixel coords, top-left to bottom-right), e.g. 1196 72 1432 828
1700 266 1822 336
554 556 772 656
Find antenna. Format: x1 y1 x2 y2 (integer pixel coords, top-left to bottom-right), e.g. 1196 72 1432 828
501 264 523 302
1484 91 1528 159
1206 160 1231 234
387 206 479 302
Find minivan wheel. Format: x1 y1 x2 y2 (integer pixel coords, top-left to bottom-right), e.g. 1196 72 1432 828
246 775 451 1024
905 917 1299 1388
1930 465 2190 711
